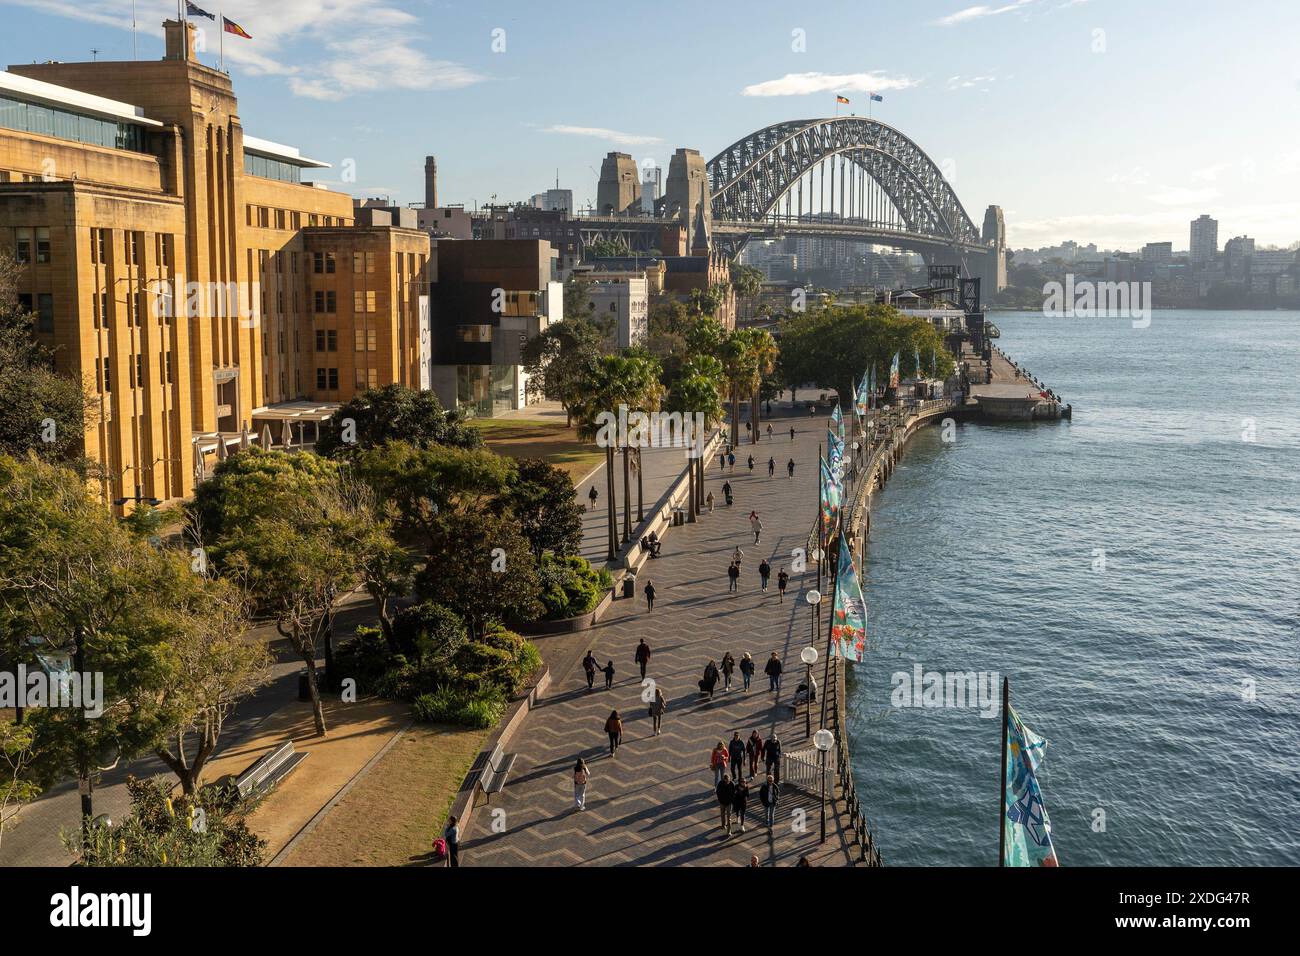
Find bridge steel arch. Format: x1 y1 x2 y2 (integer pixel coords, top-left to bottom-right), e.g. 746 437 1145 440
706 118 984 252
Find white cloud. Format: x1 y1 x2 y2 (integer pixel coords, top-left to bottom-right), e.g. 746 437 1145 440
932 0 1037 28
1106 166 1152 186
1144 186 1221 206
540 125 663 147
8 0 485 100
740 71 920 97
945 74 998 91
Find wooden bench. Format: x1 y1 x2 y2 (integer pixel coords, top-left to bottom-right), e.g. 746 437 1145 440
231 741 308 801
476 742 517 803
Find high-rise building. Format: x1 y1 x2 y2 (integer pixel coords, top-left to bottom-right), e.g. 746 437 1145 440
1189 214 1219 266
1224 235 1255 278
1142 242 1173 263
0 20 429 508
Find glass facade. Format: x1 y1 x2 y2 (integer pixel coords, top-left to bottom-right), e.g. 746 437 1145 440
457 365 516 418
0 95 145 151
243 152 303 183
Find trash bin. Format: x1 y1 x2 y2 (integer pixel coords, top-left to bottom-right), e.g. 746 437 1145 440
622 576 636 599
298 669 312 701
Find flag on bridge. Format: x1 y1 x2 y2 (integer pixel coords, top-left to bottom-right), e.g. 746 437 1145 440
831 531 867 663
1002 698 1061 867
223 16 252 39
186 1 216 19
836 95 850 105
819 456 840 534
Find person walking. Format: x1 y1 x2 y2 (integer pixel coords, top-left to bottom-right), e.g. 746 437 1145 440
601 659 615 690
721 652 736 691
739 652 755 691
728 451 735 472
443 815 460 868
764 734 783 785
722 480 733 506
786 458 795 478
644 579 656 613
650 687 667 735
746 730 764 779
700 660 720 698
759 774 779 828
727 731 745 776
732 545 744 566
764 652 783 693
719 449 726 472
758 558 771 592
582 650 599 691
777 567 789 601
732 777 750 834
573 758 592 810
706 490 715 513
588 485 598 509
789 426 796 442
766 423 773 441
749 511 763 544
710 740 730 785
727 561 740 593
604 710 623 757
635 638 651 679
746 454 754 474
716 773 736 834
767 457 775 478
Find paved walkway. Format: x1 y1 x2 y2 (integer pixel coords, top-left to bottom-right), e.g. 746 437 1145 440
465 401 862 866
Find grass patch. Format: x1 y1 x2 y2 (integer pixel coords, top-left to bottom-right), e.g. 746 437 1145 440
279 723 489 867
471 419 603 482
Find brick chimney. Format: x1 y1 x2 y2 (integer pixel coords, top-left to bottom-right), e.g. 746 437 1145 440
163 19 198 61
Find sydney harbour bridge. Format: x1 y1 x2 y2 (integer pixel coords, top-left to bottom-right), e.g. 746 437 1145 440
577 116 1007 290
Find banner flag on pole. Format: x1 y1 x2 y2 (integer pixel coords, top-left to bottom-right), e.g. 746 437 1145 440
831 402 845 440
827 430 844 482
186 2 216 19
819 456 841 534
223 15 252 38
1003 704 1061 867
855 375 869 417
830 531 867 663
889 352 900 389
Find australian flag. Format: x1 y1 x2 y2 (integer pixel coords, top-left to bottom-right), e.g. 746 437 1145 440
186 2 216 19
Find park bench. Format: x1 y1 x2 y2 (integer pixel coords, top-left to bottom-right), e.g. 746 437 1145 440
231 740 308 802
477 742 517 803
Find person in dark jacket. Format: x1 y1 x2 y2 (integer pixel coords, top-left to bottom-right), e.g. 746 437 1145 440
635 639 651 679
759 774 780 828
777 567 789 601
604 710 623 757
443 814 460 867
644 579 656 612
746 730 764 779
758 558 771 592
601 659 615 690
764 652 783 692
732 778 750 834
727 561 741 593
582 650 599 690
716 774 736 834
588 485 598 509
764 734 783 784
721 652 736 690
727 731 745 775
739 652 756 691
787 458 796 478
699 660 720 697
722 480 733 505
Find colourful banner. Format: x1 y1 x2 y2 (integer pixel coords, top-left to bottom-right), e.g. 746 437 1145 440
855 375 869 417
831 402 845 440
831 532 867 663
819 456 840 534
1003 704 1060 867
889 352 900 389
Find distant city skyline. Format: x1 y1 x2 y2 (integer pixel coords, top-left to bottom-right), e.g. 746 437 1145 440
3 0 1298 250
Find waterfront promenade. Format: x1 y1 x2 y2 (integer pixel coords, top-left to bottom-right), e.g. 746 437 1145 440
464 404 863 866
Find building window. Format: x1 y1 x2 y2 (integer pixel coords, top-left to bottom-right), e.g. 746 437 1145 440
313 290 336 314
90 228 106 264
15 227 31 263
329 367 338 389
99 291 109 327
315 329 337 352
36 293 53 333
352 251 375 274
354 328 377 351
354 367 378 388
101 358 111 392
316 367 326 390
312 251 336 274
352 290 377 313
127 231 141 266
35 227 50 264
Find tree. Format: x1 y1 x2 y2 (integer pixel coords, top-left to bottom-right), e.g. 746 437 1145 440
509 458 583 559
315 384 482 457
0 251 94 466
718 332 758 445
731 262 764 321
666 355 725 428
563 274 596 322
416 510 541 639
0 721 38 853
740 328 778 443
520 319 604 426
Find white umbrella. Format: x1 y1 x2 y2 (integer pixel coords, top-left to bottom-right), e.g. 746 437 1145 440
216 437 228 462
193 442 206 483
260 424 273 449
281 420 294 448
239 426 251 451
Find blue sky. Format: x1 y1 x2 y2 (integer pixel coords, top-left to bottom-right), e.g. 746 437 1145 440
4 0 1299 250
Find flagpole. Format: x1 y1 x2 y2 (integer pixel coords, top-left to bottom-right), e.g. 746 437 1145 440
820 531 840 733
816 442 823 595
219 9 224 72
998 675 1009 867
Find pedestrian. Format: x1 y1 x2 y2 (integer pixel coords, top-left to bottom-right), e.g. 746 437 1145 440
588 485 598 509
747 455 754 474
748 854 761 867
732 777 750 834
721 652 736 691
764 652 783 693
644 579 656 613
728 730 745 775
604 710 623 756
746 730 764 779
795 856 811 867
727 561 740 593
710 740 730 785
789 426 795 442
706 490 715 513
602 659 615 690
722 480 734 506
732 545 744 566
786 458 795 478
766 423 773 441
739 651 755 691
700 659 720 698
777 567 789 601
443 814 460 868
650 687 667 735
719 450 726 472
635 638 651 679
716 773 736 834
582 650 598 691
749 511 762 544
573 758 592 810
758 558 771 592
759 774 779 828
764 733 783 784
728 451 735 472
745 421 751 437
767 457 775 477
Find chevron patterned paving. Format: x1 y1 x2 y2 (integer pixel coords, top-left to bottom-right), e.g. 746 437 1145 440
466 403 863 867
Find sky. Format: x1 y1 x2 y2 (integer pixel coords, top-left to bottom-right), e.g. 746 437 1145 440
3 0 1299 251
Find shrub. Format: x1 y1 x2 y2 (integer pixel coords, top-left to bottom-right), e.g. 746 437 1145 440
537 553 613 620
412 685 507 728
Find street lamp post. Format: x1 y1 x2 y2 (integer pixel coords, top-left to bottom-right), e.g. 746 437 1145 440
800 645 818 739
814 728 834 844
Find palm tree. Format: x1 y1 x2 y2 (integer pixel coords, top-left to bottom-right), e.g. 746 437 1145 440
746 329 778 444
718 332 755 448
570 355 664 561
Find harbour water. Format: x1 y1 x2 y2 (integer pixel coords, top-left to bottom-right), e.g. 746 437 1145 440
848 310 1300 866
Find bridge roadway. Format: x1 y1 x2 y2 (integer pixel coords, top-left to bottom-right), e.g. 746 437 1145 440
463 400 863 867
